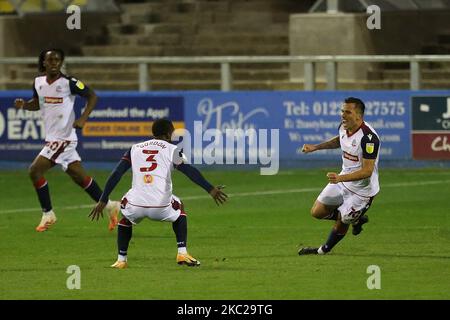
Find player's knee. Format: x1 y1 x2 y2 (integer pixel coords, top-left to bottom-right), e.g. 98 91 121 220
118 217 132 227
179 201 186 215
28 164 40 180
310 202 323 219
310 207 322 219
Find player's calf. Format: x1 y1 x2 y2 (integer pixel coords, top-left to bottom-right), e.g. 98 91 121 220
352 215 369 236
114 217 132 266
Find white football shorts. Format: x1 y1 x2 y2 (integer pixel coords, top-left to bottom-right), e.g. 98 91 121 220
317 183 374 224
39 140 81 171
120 194 185 224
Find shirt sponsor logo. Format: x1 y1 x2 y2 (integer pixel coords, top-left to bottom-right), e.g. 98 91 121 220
366 143 375 154
143 174 153 184
44 97 63 104
343 151 359 162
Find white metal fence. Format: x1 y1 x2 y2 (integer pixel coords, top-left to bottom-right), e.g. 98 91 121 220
1 55 450 91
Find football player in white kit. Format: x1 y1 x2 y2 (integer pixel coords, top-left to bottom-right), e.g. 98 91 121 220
89 119 228 268
14 49 120 232
299 97 380 255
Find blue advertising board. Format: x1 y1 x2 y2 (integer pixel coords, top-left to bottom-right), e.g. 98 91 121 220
183 91 412 161
1 90 449 163
0 91 184 161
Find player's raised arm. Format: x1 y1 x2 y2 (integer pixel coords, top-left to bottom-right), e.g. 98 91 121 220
302 135 340 153
89 150 132 221
176 163 228 206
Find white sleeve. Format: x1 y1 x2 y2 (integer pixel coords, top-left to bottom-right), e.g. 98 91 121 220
172 146 187 166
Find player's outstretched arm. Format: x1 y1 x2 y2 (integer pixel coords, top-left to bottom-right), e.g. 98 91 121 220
14 97 39 111
302 135 340 153
209 185 228 206
89 158 131 221
176 163 228 206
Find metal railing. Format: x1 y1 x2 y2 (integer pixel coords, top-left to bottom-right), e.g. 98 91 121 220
1 55 450 91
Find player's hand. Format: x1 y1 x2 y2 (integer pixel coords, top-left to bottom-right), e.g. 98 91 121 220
73 118 87 129
89 201 107 221
209 185 228 206
14 98 25 109
327 172 340 184
302 144 317 153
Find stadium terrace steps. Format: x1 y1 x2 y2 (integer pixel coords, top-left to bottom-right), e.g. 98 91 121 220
108 33 182 46
196 23 288 35
191 34 289 46
228 0 310 11
368 69 450 81
106 23 198 35
82 45 164 56
10 0 450 90
82 43 288 57
5 0 307 91
421 43 450 54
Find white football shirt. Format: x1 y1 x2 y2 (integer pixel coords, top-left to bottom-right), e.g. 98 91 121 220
123 139 185 207
33 74 89 142
338 121 380 197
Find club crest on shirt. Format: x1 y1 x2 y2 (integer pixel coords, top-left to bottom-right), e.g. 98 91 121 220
366 143 375 154
143 174 153 184
352 139 357 147
56 85 62 92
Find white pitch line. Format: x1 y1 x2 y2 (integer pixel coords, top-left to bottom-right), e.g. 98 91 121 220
1 179 449 215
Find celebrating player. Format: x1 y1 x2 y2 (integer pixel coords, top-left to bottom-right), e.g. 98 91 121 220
299 97 380 255
89 118 228 268
14 48 120 232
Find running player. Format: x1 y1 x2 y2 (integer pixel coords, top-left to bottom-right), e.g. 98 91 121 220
14 48 120 232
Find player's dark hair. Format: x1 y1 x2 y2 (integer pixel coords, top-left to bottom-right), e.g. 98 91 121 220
38 48 65 72
345 97 365 115
152 118 174 137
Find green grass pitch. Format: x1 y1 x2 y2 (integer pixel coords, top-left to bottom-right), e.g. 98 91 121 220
0 167 449 299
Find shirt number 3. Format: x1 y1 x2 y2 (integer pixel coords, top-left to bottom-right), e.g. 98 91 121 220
140 150 159 172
